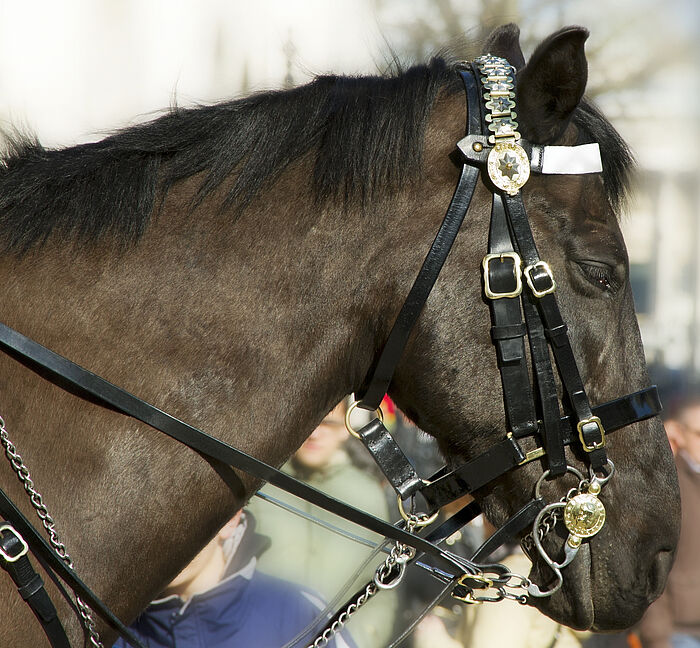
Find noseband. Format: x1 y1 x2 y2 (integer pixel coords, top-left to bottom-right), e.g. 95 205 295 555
0 56 661 648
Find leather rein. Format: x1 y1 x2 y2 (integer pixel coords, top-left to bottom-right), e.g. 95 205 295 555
0 57 660 648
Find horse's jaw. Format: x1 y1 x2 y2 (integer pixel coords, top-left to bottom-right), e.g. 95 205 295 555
529 540 675 631
528 543 594 630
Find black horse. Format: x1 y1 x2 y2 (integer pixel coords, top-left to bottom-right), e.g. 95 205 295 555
0 24 679 646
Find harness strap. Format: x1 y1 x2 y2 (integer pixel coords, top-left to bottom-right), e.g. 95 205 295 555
0 321 474 576
356 66 483 412
0 523 70 648
484 151 538 442
461 60 567 477
520 287 567 474
357 161 479 411
357 418 423 499
418 385 660 512
502 192 608 470
0 496 146 648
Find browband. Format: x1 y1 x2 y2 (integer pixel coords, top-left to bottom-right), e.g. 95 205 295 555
458 138 603 176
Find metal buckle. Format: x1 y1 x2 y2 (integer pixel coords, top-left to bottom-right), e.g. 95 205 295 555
577 416 606 452
0 524 29 563
482 252 522 299
519 446 546 465
524 261 556 297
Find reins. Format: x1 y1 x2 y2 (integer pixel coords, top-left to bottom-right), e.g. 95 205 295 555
0 55 662 648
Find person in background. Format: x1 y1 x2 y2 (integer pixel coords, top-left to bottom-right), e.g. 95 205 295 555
249 400 398 648
638 394 700 648
115 510 354 648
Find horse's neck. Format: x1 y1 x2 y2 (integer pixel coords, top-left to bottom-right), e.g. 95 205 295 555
0 95 466 642
0 173 404 642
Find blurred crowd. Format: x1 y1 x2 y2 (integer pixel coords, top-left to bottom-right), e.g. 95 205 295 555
119 395 699 648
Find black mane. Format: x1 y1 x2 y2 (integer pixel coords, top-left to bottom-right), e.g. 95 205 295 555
0 57 631 254
0 59 454 254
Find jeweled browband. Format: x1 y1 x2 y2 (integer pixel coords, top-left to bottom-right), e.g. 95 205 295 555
457 54 603 196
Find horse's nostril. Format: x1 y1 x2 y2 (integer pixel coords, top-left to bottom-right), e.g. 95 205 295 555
647 549 674 601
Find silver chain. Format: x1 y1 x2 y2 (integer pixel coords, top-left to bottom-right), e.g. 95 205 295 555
0 415 103 648
306 581 378 648
307 522 418 648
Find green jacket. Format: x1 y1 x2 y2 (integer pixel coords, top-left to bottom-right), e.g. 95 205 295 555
248 451 398 648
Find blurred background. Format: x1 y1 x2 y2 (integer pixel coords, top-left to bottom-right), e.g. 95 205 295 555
0 0 697 393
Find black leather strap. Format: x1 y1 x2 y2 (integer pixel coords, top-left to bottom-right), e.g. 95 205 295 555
0 321 473 575
357 68 482 411
357 419 423 499
470 498 546 563
0 524 70 648
487 194 538 439
501 192 607 470
419 385 660 512
424 500 482 546
521 292 567 475
357 161 479 411
0 500 145 648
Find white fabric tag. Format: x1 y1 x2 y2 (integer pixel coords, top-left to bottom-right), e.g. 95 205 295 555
541 143 602 175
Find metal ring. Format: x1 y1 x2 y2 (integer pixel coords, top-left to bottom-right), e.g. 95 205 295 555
534 464 586 499
589 459 615 486
396 495 439 527
374 562 406 590
345 400 383 440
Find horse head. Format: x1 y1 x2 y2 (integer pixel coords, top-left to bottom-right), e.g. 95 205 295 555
386 25 680 630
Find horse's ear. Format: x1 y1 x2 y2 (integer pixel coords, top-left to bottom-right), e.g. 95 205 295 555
482 23 525 70
516 26 589 143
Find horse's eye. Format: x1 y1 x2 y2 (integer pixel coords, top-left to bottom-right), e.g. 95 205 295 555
577 262 619 293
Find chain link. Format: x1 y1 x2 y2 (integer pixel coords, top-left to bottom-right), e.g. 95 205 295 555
306 581 378 648
307 519 420 648
0 416 103 647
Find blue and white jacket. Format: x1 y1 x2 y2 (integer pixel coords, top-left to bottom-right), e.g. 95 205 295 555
114 514 355 648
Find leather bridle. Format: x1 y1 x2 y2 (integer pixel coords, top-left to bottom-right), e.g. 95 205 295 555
0 56 661 648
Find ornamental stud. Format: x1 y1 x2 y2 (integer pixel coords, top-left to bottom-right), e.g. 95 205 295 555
487 141 531 195
563 481 606 546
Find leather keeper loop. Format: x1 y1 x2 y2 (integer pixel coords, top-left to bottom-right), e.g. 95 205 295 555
18 573 44 601
544 323 568 346
357 419 423 499
490 323 527 340
498 338 524 364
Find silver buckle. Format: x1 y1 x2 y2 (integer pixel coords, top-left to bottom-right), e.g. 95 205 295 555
0 524 29 563
524 261 556 297
482 252 522 300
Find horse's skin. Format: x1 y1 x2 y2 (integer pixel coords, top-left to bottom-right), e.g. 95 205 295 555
0 24 679 645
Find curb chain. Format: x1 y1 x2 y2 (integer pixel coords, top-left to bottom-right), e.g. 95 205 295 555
0 416 103 648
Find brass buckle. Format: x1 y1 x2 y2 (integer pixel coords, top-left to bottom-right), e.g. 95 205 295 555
0 524 29 563
482 252 522 300
577 416 606 452
451 573 493 604
524 261 556 297
519 446 546 465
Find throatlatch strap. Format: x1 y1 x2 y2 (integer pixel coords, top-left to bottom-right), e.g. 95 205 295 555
357 68 482 412
357 162 479 411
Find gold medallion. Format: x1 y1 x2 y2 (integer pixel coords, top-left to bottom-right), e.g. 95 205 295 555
487 141 531 195
563 493 606 538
